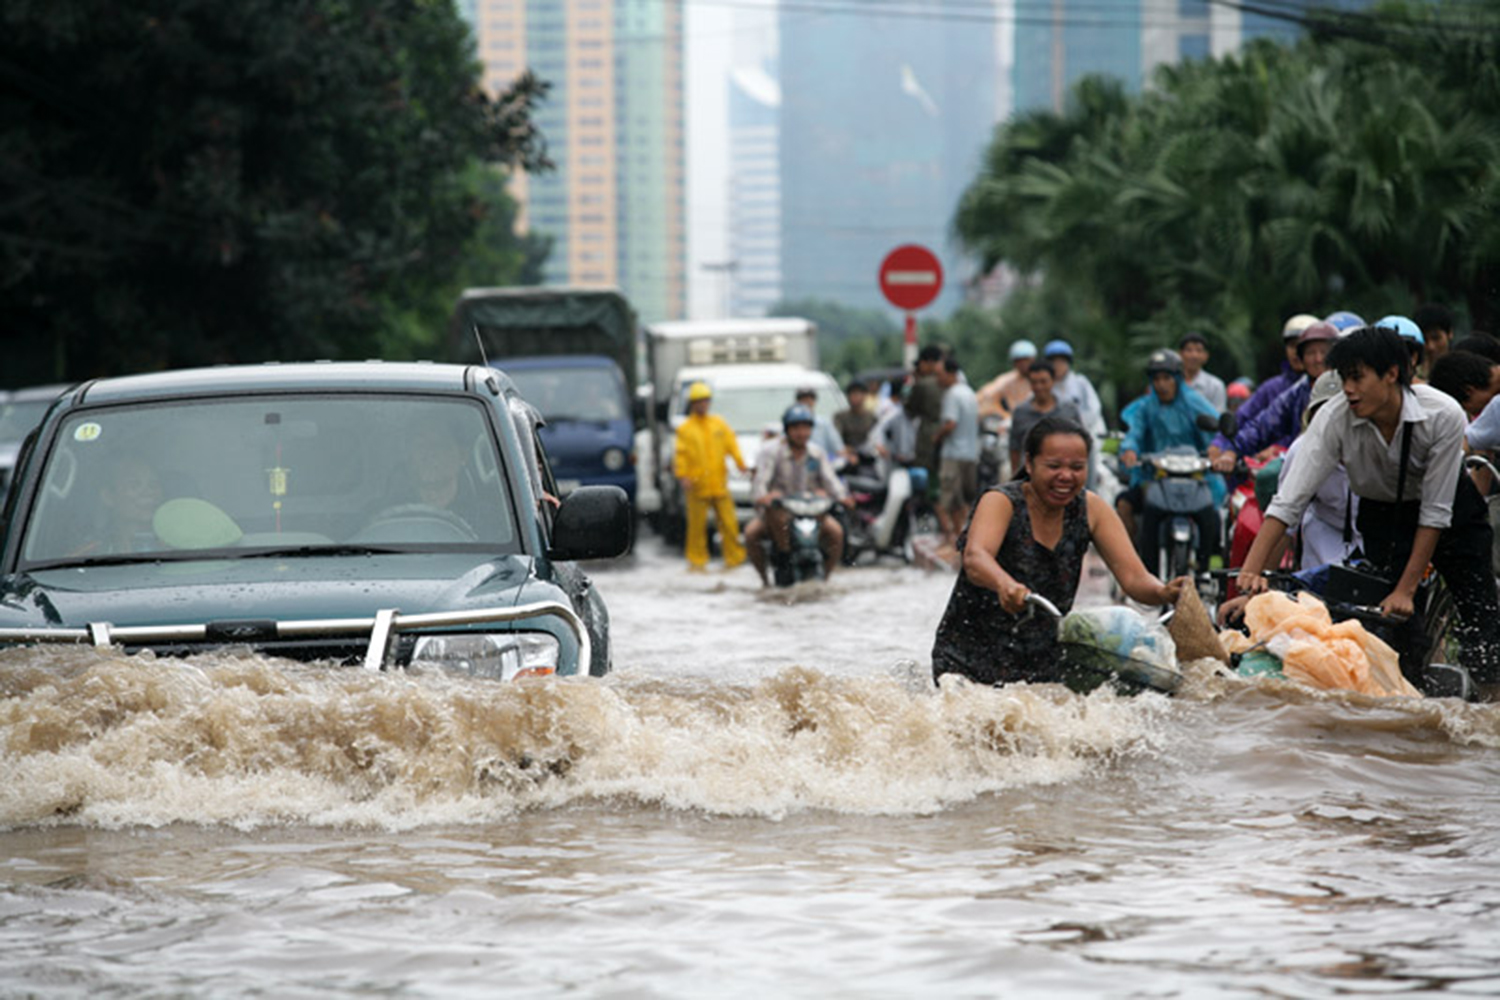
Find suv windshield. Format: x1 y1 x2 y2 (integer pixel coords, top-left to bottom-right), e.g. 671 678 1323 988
22 394 520 567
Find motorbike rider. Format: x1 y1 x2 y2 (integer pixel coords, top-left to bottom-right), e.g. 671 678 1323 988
1210 320 1339 473
976 339 1039 421
1179 332 1228 413
1007 358 1080 477
794 386 846 468
834 379 876 464
1115 349 1225 563
1238 325 1500 692
1222 314 1315 436
1413 303 1455 368
745 404 849 586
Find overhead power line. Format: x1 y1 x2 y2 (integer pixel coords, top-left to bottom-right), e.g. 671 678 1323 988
670 0 1500 40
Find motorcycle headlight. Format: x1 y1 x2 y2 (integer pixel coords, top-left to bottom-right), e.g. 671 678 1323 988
602 447 628 471
1155 454 1210 476
411 632 559 680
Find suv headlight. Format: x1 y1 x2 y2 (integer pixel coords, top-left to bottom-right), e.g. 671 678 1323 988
411 633 560 680
602 446 628 471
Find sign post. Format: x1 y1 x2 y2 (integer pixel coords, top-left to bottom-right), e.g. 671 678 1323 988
878 244 944 369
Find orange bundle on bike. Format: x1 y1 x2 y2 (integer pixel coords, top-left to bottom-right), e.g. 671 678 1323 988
1224 590 1420 698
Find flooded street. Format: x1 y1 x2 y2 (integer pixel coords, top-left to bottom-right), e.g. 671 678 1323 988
3 538 1500 997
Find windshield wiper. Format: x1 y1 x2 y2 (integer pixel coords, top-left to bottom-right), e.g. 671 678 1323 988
232 544 407 559
25 552 202 572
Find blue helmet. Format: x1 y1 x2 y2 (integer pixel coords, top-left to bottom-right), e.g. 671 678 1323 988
1376 314 1423 344
1043 339 1073 359
782 404 815 430
1324 310 1366 334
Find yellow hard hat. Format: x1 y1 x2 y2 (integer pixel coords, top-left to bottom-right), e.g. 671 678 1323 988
687 381 712 402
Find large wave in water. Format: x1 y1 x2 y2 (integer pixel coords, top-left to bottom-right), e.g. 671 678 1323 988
0 644 1189 829
4 646 1496 831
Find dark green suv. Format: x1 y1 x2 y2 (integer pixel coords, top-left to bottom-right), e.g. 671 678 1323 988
0 362 632 677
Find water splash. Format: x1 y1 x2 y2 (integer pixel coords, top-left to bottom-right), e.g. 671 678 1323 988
0 646 1175 830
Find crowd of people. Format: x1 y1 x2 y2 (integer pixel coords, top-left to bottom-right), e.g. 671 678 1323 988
670 303 1500 699
931 304 1500 698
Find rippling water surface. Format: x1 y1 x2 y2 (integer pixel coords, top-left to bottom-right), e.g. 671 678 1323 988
2 540 1499 997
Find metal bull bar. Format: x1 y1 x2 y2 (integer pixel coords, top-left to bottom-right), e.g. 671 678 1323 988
0 601 592 676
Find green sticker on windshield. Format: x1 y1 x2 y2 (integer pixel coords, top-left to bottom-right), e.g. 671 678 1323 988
74 422 102 443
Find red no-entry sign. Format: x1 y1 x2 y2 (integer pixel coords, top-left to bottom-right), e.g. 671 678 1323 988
878 244 943 312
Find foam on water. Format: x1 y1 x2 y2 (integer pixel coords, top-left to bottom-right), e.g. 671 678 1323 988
1 644 1183 830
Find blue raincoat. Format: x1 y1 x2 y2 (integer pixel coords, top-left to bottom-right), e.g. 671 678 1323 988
1120 372 1226 503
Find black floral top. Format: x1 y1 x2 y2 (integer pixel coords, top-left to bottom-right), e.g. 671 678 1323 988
931 480 1092 685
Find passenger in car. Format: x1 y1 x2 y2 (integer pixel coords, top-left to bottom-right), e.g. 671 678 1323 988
72 454 165 556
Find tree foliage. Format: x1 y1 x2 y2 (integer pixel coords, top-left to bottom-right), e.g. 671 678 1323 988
0 0 550 385
953 0 1500 406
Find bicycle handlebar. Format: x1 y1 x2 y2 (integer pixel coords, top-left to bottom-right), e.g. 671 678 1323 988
1207 568 1409 623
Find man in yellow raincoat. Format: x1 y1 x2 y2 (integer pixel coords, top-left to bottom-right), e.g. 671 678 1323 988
674 381 748 571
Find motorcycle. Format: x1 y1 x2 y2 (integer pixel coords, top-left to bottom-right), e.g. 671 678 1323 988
769 493 839 586
977 413 1006 490
840 454 926 565
1138 446 1219 581
1134 412 1235 586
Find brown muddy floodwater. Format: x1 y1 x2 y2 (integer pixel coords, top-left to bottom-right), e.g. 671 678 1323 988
2 539 1499 997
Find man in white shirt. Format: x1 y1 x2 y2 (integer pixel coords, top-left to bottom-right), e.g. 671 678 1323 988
1043 339 1105 439
1238 327 1500 691
932 357 980 545
1180 332 1228 413
1043 339 1105 490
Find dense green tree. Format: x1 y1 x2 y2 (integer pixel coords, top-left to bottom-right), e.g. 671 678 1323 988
1 0 550 386
954 1 1500 412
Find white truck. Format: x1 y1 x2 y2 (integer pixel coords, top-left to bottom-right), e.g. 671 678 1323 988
637 318 843 540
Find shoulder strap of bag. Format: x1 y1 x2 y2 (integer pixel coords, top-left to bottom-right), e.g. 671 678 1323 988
1395 416 1415 504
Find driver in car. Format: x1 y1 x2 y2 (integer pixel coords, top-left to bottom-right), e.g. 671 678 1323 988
744 404 849 586
367 418 483 538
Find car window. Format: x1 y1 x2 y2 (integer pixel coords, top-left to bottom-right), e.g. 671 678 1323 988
21 394 521 566
0 398 55 446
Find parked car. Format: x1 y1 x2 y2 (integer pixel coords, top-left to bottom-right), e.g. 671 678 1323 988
0 362 632 677
0 383 71 500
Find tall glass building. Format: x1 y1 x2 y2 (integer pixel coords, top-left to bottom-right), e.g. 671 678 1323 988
467 0 686 322
1013 0 1371 114
778 3 998 314
727 64 782 317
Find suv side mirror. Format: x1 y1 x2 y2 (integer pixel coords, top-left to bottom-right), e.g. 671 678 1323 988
549 485 634 561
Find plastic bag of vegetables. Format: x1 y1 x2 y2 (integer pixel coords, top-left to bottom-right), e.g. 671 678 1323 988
1057 605 1182 694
